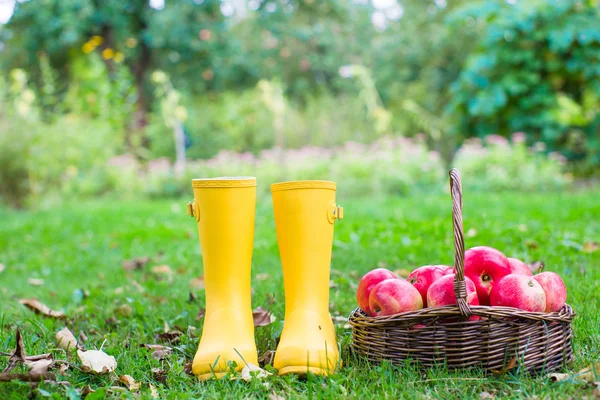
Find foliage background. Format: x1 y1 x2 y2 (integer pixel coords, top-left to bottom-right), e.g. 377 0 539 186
0 0 599 207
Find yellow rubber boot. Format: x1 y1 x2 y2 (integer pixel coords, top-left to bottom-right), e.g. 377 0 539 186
187 177 258 381
271 180 343 376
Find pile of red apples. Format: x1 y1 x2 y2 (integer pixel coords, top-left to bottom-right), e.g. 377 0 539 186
357 246 567 317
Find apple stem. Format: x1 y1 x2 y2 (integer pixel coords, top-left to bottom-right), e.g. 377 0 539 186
537 262 545 274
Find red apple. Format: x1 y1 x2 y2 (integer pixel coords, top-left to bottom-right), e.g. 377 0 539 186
533 272 567 312
407 265 453 307
464 246 512 306
508 258 533 276
356 268 398 316
427 274 479 308
368 279 423 316
489 274 546 312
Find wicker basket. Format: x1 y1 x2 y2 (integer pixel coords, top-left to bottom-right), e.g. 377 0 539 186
348 169 575 373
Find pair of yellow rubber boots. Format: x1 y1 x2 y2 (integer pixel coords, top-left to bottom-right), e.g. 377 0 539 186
187 177 343 380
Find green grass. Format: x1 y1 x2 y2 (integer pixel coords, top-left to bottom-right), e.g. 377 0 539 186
1 190 599 399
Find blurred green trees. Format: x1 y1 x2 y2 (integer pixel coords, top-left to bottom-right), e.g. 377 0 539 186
1 0 600 207
448 0 600 173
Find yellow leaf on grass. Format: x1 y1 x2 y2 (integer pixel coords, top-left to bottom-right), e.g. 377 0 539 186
119 375 141 391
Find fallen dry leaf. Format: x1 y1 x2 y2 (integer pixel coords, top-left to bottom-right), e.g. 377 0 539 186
156 331 183 344
549 362 600 383
241 364 272 381
196 307 206 320
491 356 518 374
329 280 338 288
119 374 141 391
258 350 276 366
184 361 194 376
466 228 477 238
26 358 53 375
56 327 78 350
105 316 119 327
19 299 65 319
188 292 197 303
578 362 600 382
256 273 270 281
151 265 172 275
115 304 133 317
524 239 539 249
122 256 150 271
394 269 412 278
479 392 494 399
79 331 88 344
186 325 197 338
548 372 570 382
331 316 348 324
78 349 117 374
152 368 167 384
190 276 205 289
518 224 528 232
27 278 44 286
529 261 545 274
2 329 54 377
3 329 26 373
253 307 276 327
56 362 69 374
269 393 286 400
81 385 95 398
131 280 145 293
141 344 173 360
150 383 159 398
0 264 5 273
583 241 600 253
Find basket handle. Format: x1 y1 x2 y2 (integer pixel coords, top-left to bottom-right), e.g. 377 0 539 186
450 169 472 318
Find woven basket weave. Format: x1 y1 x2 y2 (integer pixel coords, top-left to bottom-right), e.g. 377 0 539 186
348 169 575 373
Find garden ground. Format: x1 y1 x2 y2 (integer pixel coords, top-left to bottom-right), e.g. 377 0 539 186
1 189 599 399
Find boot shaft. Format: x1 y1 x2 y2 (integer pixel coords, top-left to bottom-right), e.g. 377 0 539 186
189 177 256 313
271 181 342 314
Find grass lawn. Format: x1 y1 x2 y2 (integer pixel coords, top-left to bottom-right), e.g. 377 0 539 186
1 189 599 399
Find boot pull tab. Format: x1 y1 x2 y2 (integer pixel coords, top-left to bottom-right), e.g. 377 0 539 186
187 200 200 222
327 201 344 224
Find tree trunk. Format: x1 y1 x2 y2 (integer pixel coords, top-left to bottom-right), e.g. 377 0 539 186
129 28 151 152
173 121 186 177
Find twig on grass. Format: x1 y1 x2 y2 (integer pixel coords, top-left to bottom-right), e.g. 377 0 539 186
0 372 56 382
